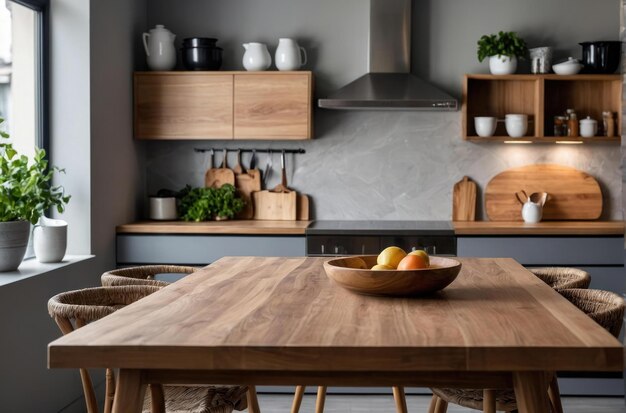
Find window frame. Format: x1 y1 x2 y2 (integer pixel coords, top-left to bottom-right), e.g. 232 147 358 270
8 0 50 156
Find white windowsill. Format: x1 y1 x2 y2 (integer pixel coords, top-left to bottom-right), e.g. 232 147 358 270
0 255 94 287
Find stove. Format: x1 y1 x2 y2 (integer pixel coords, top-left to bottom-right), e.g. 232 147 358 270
306 220 456 257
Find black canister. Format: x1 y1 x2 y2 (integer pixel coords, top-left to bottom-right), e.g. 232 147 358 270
579 41 622 74
181 37 223 70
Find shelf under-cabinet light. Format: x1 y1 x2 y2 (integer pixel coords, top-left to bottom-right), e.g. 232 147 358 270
555 141 583 145
503 141 533 144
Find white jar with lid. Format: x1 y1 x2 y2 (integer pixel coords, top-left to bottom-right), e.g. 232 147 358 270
579 116 598 138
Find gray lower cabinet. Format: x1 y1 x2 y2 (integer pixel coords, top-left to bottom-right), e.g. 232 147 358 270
116 234 306 265
458 235 625 396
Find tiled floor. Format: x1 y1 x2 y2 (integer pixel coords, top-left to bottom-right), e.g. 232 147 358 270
256 393 626 412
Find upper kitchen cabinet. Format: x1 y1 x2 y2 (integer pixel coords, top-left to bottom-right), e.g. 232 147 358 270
134 71 313 140
462 74 622 143
134 73 234 139
234 73 312 140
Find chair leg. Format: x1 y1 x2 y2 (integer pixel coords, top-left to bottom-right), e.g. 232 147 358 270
149 384 165 413
428 395 439 413
483 389 496 413
104 369 116 413
247 385 261 413
290 386 306 413
548 374 564 413
392 386 408 413
315 386 327 413
434 397 448 413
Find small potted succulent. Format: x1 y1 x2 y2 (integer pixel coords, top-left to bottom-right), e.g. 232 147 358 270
0 118 70 271
477 31 527 75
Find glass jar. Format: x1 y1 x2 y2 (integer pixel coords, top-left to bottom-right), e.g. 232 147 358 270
554 116 567 136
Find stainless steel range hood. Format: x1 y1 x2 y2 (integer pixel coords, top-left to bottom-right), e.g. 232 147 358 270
318 0 458 111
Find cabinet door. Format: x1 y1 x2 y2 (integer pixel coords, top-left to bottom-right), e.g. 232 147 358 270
234 73 312 140
134 73 233 139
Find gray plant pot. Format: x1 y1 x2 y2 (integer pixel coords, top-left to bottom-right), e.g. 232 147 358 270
0 220 30 272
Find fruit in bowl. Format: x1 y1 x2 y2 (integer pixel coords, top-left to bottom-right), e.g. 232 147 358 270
324 247 462 296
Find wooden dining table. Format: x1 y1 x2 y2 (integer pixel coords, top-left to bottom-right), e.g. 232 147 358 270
48 257 623 413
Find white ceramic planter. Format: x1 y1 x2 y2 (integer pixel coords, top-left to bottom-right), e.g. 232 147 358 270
0 220 30 271
33 216 67 263
489 55 517 75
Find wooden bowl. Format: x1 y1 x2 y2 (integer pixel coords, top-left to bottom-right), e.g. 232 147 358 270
324 255 462 297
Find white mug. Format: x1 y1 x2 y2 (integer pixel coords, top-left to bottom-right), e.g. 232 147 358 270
275 38 307 71
505 114 528 138
33 216 68 263
474 117 497 137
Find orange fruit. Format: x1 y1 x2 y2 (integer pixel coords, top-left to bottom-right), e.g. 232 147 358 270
397 254 429 270
408 250 430 267
376 246 407 269
371 264 394 271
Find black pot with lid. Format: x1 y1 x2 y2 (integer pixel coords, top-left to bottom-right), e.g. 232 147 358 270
181 37 223 71
579 41 622 74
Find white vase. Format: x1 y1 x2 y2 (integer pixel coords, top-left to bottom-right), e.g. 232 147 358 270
242 42 272 71
489 55 517 75
33 216 67 263
275 38 307 71
0 220 30 271
143 25 177 71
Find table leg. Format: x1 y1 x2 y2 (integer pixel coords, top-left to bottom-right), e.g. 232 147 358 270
290 386 305 413
315 386 327 413
112 369 147 413
392 386 408 413
512 371 551 413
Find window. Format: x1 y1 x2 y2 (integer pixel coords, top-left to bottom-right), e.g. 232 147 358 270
0 0 48 158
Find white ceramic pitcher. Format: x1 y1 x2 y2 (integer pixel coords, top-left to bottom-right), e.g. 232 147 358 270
33 216 67 263
516 191 548 224
275 38 307 71
143 25 177 71
242 43 271 71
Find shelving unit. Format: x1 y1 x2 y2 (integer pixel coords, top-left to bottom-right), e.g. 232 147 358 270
462 74 622 144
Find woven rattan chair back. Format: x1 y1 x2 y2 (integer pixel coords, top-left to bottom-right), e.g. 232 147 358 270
48 286 160 413
559 288 625 338
530 267 591 290
101 265 198 287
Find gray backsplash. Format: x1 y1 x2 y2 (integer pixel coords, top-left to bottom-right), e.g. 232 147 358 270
146 110 622 221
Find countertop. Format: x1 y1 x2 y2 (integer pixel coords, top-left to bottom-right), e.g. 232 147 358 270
453 221 625 236
117 220 625 236
116 220 311 235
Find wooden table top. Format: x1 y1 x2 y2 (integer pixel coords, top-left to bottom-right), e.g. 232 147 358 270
48 257 623 373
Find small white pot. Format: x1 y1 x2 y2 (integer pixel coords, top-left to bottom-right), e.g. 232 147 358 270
33 216 67 263
474 117 497 137
505 114 528 138
489 55 517 75
579 116 598 138
149 197 178 220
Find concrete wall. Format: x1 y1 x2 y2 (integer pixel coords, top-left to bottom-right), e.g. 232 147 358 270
145 0 623 220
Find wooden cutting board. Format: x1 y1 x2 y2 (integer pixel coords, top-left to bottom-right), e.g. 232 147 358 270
253 190 297 220
452 176 476 221
297 194 310 221
235 169 262 219
485 164 602 221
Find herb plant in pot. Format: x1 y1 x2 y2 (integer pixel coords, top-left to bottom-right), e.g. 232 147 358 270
178 184 244 222
0 119 70 271
477 31 527 75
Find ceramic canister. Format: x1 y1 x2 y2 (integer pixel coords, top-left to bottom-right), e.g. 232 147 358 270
33 217 68 263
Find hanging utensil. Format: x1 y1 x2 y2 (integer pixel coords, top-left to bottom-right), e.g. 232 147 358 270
263 150 273 187
205 149 235 188
233 149 244 175
272 150 290 193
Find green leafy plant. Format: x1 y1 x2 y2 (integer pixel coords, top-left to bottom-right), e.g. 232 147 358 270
179 184 245 222
477 31 527 62
0 118 70 224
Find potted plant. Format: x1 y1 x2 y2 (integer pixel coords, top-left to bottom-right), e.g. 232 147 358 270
0 118 70 271
477 31 527 75
178 184 244 222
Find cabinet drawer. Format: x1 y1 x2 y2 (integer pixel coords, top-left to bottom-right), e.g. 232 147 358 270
117 234 306 265
234 73 312 140
134 73 233 139
457 237 624 265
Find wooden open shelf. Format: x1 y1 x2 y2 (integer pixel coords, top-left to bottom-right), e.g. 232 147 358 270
462 74 622 144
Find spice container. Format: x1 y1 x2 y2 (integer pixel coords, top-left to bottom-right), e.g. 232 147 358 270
566 109 579 137
603 111 615 137
579 116 597 138
553 116 567 136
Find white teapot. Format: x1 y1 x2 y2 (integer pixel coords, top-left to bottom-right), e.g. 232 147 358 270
143 25 176 71
242 43 271 71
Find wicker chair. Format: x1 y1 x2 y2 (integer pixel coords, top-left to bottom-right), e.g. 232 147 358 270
48 286 253 413
101 265 198 287
427 288 625 413
530 267 591 290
